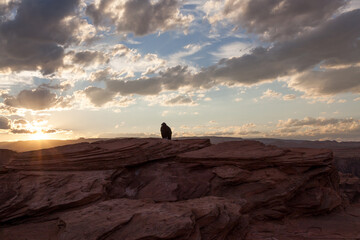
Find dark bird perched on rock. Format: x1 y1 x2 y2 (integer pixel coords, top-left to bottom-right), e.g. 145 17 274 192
161 122 172 140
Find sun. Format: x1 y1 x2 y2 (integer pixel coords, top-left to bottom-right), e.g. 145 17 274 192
25 122 51 140
31 130 48 140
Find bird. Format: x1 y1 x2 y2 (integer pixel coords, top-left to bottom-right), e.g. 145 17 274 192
160 122 172 140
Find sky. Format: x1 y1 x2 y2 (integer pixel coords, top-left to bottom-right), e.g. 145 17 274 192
0 0 360 141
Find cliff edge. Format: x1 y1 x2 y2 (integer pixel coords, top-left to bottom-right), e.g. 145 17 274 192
0 138 359 239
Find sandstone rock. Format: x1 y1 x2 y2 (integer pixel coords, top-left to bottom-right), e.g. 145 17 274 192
0 170 114 223
0 197 247 240
5 138 211 171
246 204 360 240
0 149 16 173
340 172 360 203
0 138 357 239
107 141 340 219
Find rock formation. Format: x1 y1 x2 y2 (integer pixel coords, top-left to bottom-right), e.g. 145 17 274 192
0 138 359 239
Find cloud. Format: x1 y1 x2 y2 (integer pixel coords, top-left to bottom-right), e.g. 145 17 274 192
277 117 356 127
0 103 18 116
289 67 360 95
213 0 347 41
195 9 360 89
71 50 109 66
273 117 360 139
260 89 282 99
90 68 118 82
83 86 117 107
95 5 359 102
23 4 356 111
177 123 260 137
86 0 193 36
0 0 81 74
211 41 253 60
13 119 27 125
10 128 33 134
99 9 360 98
106 65 190 96
0 116 11 129
283 94 296 101
10 127 68 135
0 1 21 22
1 88 71 110
8 118 72 135
164 95 196 106
260 90 296 101
168 43 209 66
110 48 167 78
106 78 162 96
38 82 71 91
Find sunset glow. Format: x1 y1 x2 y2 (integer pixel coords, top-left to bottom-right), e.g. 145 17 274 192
0 0 360 142
28 129 48 141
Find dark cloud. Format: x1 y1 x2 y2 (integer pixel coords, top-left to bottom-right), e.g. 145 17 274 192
290 67 360 95
106 78 163 96
90 68 115 82
97 10 360 99
198 9 360 87
10 127 65 134
10 128 33 134
0 0 80 74
116 0 182 35
86 0 113 26
0 116 11 129
223 0 347 41
1 88 68 110
157 65 190 90
83 87 117 107
86 0 192 36
39 83 71 91
71 51 109 66
43 129 57 134
165 95 195 106
104 65 189 97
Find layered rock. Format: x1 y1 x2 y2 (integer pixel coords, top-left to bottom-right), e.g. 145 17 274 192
0 149 16 172
107 141 341 219
0 138 357 239
340 172 360 204
6 138 211 171
0 197 248 240
0 170 113 223
246 204 360 240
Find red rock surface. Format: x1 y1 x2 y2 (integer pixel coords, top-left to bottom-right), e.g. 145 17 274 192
6 138 211 171
0 138 358 239
340 172 360 204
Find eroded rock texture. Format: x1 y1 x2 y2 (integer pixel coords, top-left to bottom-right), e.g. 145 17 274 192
0 138 359 239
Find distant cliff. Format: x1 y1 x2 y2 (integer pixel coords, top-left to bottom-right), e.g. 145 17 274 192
0 138 359 239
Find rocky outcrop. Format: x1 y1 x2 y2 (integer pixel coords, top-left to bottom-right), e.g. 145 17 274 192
0 149 16 170
0 170 113 223
6 138 211 171
0 197 248 240
340 172 360 204
246 203 360 240
0 138 358 239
